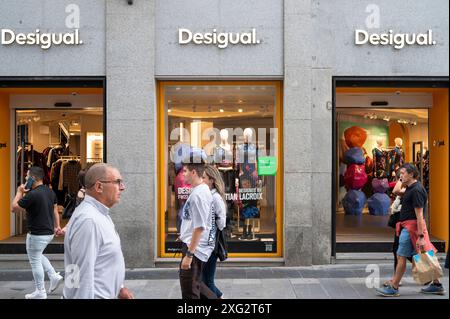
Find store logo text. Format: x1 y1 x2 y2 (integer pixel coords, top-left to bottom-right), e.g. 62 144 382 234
178 28 260 49
355 29 436 50
1 29 83 50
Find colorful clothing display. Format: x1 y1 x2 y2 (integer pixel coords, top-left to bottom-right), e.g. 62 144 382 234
388 146 405 181
372 147 389 178
236 143 258 187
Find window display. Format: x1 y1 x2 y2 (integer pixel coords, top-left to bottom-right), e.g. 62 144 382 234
336 106 431 244
159 82 282 256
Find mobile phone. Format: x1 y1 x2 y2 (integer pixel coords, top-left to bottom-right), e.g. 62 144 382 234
24 176 35 191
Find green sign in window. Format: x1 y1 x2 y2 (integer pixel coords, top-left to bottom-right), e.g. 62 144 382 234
258 156 277 176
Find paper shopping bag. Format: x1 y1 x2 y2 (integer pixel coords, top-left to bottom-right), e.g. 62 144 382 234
412 250 444 285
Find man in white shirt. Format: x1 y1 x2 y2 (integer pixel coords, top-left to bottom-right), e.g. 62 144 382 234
63 163 133 299
179 156 217 299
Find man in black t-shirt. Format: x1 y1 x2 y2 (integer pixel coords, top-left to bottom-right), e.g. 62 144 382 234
376 163 444 297
11 166 63 299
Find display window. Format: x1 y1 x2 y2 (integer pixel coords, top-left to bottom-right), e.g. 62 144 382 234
334 87 448 252
158 81 283 257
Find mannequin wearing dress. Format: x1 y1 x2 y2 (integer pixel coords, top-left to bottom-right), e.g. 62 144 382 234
214 129 235 194
236 128 260 232
389 137 405 181
237 128 258 187
372 138 388 178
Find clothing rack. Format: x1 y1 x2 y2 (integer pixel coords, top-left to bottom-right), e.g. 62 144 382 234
86 158 103 163
20 141 33 184
59 155 80 160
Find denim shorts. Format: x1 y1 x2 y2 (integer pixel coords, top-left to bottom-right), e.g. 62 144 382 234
397 228 416 257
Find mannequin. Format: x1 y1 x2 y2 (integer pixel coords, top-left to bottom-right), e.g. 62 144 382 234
372 137 388 178
214 129 235 196
237 128 258 187
236 128 260 240
171 137 192 234
214 129 233 168
389 137 405 181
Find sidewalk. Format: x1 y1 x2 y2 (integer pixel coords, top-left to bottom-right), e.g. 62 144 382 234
1 263 448 299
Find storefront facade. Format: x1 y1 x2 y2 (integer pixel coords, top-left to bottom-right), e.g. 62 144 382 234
0 0 448 267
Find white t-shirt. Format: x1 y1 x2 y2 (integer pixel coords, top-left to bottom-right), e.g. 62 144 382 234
212 189 226 231
180 183 214 262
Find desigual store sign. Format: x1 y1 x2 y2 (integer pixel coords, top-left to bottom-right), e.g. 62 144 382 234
1 3 84 50
355 29 437 49
1 29 83 50
178 28 261 49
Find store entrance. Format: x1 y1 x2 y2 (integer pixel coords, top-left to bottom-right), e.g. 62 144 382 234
333 79 448 254
0 79 105 253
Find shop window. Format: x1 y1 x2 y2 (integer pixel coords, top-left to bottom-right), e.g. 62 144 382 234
159 82 283 257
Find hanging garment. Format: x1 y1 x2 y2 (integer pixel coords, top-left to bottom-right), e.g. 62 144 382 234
214 145 234 168
372 148 389 178
388 146 405 181
63 160 82 194
220 169 236 194
236 143 258 187
363 148 374 178
51 160 65 205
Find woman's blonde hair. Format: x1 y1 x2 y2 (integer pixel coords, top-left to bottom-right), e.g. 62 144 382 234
204 165 226 201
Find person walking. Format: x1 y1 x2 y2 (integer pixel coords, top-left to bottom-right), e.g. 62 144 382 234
202 165 227 299
63 163 133 299
376 163 445 297
179 151 217 299
383 168 412 287
11 166 63 299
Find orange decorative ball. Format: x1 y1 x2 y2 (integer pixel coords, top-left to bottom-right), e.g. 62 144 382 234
344 126 367 148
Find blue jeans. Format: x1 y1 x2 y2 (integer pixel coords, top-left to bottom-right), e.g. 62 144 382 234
202 252 223 298
397 228 416 258
26 233 57 290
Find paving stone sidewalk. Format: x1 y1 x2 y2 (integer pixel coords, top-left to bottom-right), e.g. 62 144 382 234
0 263 448 299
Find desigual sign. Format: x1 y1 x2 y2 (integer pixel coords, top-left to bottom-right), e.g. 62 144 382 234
1 29 83 50
355 29 436 50
178 28 260 49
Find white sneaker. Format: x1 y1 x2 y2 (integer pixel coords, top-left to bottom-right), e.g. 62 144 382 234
49 272 63 293
25 289 47 299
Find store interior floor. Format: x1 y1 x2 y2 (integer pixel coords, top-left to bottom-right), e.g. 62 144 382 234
336 213 443 243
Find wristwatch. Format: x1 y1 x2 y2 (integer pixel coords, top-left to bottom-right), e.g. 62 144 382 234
186 250 195 258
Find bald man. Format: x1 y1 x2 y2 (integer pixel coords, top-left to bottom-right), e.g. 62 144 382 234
63 163 133 299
